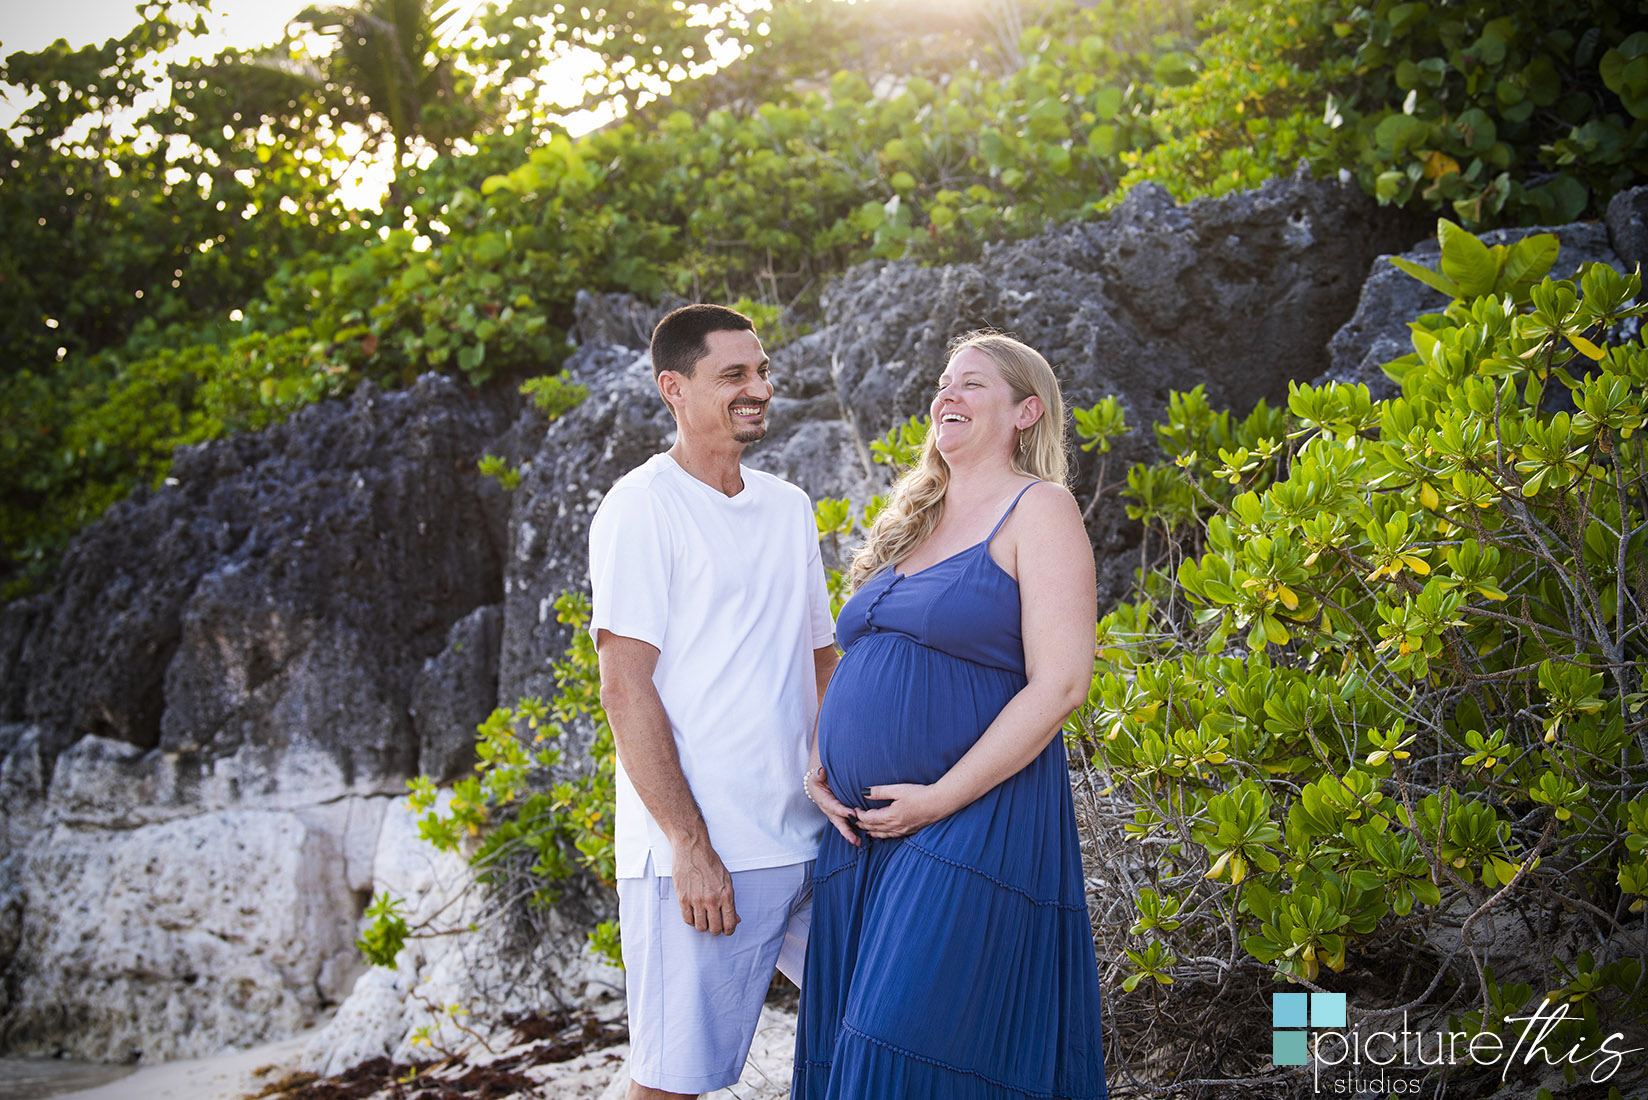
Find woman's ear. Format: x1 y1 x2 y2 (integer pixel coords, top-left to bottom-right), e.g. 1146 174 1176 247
1016 395 1045 431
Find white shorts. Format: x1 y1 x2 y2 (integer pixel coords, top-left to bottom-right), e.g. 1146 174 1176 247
618 857 813 1093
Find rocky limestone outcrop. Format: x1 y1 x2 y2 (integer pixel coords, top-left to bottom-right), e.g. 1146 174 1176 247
300 793 621 1077
5 795 374 1061
6 178 1645 1070
0 375 530 1061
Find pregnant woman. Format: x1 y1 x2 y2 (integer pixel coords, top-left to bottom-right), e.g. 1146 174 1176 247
794 332 1108 1100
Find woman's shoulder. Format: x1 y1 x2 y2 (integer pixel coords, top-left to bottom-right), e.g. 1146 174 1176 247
1013 479 1079 518
1001 480 1085 547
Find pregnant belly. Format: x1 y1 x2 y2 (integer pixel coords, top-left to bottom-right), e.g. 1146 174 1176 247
818 633 1023 811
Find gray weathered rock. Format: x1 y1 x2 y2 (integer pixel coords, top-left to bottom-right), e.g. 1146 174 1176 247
1607 184 1648 270
816 173 1423 604
568 289 683 352
1326 222 1623 401
1 800 384 1061
8 372 511 798
411 604 503 784
497 346 676 710
823 174 1424 447
501 173 1427 680
0 725 48 861
0 374 515 1061
302 794 617 1077
0 599 41 723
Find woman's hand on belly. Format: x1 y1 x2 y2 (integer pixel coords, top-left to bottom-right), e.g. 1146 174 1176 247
806 765 862 846
855 782 954 838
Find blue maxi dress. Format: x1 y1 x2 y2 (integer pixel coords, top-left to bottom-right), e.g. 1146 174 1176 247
793 486 1108 1100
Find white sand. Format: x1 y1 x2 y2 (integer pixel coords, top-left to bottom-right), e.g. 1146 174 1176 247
26 1006 796 1100
46 1029 318 1100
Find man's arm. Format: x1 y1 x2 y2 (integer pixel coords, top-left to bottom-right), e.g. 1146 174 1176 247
597 630 739 936
813 643 837 705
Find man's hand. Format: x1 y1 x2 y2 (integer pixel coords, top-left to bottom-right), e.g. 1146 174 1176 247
672 837 740 935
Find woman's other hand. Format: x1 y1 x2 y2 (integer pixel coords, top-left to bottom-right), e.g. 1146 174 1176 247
806 765 861 846
855 783 951 838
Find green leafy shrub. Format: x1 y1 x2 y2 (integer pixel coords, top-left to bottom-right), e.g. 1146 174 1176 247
1075 221 1647 1078
0 325 352 597
1117 0 1646 226
519 374 589 421
476 455 522 491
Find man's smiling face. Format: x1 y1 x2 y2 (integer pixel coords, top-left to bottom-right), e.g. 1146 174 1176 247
664 328 773 447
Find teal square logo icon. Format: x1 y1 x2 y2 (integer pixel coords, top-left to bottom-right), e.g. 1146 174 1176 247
1273 1029 1308 1066
1271 991 1344 1067
1273 992 1307 1028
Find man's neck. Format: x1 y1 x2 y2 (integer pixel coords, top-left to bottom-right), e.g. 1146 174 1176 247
667 437 748 497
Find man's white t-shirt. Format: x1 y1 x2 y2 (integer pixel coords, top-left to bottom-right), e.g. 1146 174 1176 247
588 453 834 878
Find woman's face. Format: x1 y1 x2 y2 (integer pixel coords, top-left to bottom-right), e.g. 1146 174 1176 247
930 348 1038 463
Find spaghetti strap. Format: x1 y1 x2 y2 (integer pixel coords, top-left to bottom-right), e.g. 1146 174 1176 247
986 481 1039 541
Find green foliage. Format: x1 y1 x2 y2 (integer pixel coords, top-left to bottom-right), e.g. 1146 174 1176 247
0 4 355 374
814 491 885 618
272 0 477 168
2 0 1189 586
477 454 522 490
869 414 931 471
1073 397 1131 454
1387 222 1559 302
1122 940 1178 993
519 374 589 421
358 892 410 967
1077 224 1647 1057
9 0 1640 591
1 325 353 596
1116 0 1646 227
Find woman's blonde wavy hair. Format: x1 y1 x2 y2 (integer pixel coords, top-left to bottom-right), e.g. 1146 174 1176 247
848 332 1069 591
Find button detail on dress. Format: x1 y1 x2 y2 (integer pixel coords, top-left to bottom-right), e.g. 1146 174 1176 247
863 572 899 633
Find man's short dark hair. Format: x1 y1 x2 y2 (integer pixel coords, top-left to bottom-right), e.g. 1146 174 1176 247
650 304 755 380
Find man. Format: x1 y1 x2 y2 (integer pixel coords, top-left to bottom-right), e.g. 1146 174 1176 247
588 304 838 1099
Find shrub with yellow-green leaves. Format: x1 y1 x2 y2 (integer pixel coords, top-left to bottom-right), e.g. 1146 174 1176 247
1077 221 1647 1068
1118 0 1646 227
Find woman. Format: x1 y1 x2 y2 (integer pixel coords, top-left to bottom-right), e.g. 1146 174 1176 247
794 332 1108 1100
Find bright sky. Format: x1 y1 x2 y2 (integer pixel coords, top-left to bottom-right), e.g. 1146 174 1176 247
0 0 309 56
0 0 631 209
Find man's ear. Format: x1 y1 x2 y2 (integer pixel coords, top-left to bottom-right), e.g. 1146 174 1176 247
656 370 682 414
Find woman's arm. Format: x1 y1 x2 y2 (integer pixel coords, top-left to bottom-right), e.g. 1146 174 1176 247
854 482 1095 838
806 644 861 845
